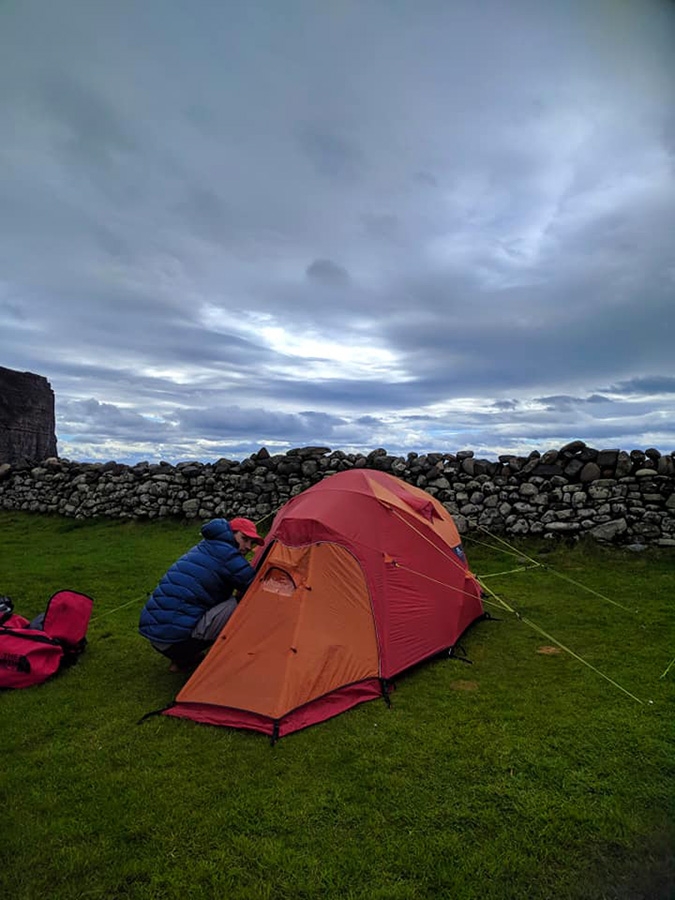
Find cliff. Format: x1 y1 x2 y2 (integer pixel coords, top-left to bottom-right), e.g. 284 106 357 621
0 367 57 464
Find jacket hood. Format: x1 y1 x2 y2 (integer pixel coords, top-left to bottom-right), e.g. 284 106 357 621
201 519 235 543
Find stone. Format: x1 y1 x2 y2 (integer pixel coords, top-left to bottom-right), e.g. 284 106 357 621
580 462 601 483
532 463 563 477
461 458 476 476
430 477 451 490
509 519 529 535
296 446 332 458
589 518 628 542
560 440 586 455
454 514 469 534
615 452 632 478
564 459 584 479
519 483 539 497
658 457 675 476
596 449 619 469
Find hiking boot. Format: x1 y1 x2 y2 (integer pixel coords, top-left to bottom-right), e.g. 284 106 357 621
168 661 190 674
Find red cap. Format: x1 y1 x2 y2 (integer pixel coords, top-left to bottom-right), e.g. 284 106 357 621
229 517 264 545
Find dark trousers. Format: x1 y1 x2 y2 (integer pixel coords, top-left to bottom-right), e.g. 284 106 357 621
155 638 210 668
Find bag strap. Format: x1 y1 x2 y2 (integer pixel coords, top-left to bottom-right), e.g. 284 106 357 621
0 627 62 647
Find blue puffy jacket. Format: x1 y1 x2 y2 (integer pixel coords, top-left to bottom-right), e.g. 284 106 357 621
138 519 257 644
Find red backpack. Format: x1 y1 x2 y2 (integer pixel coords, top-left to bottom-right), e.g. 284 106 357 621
0 590 93 689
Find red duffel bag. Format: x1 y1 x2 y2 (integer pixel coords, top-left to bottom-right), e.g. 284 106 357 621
0 590 93 689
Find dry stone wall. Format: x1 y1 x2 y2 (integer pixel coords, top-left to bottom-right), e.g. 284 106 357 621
1 441 674 546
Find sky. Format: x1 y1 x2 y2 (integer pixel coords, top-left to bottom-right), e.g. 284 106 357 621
1 0 674 464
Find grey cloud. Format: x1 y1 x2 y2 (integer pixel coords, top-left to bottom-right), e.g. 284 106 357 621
607 376 675 395
174 187 236 245
59 398 172 439
493 400 519 410
537 394 614 412
362 213 400 243
297 124 364 182
356 415 383 426
0 301 27 322
305 259 350 287
178 406 346 441
1 0 674 463
413 172 438 188
39 71 137 168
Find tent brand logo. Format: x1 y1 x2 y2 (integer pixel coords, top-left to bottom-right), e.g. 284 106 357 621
453 546 466 562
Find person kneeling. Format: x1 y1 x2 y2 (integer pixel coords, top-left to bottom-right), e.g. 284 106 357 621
138 517 263 673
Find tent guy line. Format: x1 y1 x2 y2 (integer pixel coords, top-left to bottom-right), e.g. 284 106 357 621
369 551 650 706
478 581 649 706
89 595 147 625
660 656 675 680
476 564 543 579
470 527 636 614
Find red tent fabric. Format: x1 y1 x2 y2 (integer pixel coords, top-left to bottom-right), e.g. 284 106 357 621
164 470 483 738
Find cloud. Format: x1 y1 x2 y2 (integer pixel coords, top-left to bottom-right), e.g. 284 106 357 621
1 0 674 463
361 213 400 243
607 376 675 395
297 124 364 183
178 406 346 441
305 259 351 286
39 70 138 168
59 398 174 439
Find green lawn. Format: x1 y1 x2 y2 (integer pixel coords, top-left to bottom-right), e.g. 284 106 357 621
1 511 673 900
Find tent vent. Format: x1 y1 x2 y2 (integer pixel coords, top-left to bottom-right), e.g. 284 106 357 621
262 567 296 596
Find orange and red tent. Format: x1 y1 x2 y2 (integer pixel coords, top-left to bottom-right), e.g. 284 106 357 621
164 469 484 739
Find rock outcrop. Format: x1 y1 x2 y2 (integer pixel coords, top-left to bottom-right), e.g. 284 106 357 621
0 367 57 464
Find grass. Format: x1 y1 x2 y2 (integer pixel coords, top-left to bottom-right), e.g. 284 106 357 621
0 510 673 900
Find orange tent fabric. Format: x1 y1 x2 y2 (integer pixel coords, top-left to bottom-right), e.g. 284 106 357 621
164 469 484 738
